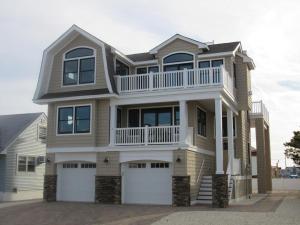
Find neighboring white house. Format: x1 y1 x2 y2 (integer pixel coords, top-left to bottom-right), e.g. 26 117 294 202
0 113 47 201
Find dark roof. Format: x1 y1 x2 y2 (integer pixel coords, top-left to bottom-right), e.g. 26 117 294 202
201 42 240 55
125 42 240 62
126 52 155 62
0 113 43 153
40 89 110 99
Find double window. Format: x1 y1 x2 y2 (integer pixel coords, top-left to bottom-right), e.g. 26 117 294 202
136 66 159 74
58 105 91 134
128 107 179 127
197 108 207 137
63 47 95 85
18 156 36 172
198 59 223 69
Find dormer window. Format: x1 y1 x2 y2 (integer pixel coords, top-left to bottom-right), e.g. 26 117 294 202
163 53 194 71
63 47 95 86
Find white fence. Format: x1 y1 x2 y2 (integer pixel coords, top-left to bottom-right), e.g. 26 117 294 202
115 66 234 97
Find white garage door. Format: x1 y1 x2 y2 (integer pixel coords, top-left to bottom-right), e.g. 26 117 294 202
122 162 172 205
57 162 96 202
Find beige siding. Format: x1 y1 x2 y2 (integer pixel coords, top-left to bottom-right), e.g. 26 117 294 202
4 115 47 191
95 99 110 146
96 152 120 176
235 110 250 176
173 150 187 176
187 101 215 152
235 55 251 110
47 99 110 148
156 39 200 69
48 34 108 93
45 153 56 175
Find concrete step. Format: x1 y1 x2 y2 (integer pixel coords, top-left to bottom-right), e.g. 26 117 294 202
197 195 212 200
195 199 212 204
201 180 212 184
202 176 212 179
199 187 212 191
201 183 212 187
198 191 212 196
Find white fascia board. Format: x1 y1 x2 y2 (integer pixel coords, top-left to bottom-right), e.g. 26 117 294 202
33 25 114 101
133 60 158 66
236 52 256 70
198 51 234 59
47 145 216 157
111 88 222 106
33 93 117 105
150 34 208 54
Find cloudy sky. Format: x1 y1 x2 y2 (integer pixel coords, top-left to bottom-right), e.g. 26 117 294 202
0 0 299 167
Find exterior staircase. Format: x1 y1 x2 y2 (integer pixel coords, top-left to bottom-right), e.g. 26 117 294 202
196 175 234 205
196 175 212 204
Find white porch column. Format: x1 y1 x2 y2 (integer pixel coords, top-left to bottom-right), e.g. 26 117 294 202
227 108 234 173
109 104 117 146
179 100 188 145
215 98 224 174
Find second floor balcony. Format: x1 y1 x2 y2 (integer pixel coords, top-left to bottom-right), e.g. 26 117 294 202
114 66 235 98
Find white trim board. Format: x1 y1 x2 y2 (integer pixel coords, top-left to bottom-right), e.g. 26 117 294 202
150 34 208 54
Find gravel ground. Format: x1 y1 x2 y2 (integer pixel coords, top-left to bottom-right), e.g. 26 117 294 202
152 193 300 225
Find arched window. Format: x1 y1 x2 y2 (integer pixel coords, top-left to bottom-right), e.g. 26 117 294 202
63 47 95 85
163 53 194 71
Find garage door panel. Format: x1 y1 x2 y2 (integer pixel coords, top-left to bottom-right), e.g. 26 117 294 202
57 163 96 202
123 162 172 205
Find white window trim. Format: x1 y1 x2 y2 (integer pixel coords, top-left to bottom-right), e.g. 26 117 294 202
56 104 93 136
196 106 207 138
135 65 161 74
126 105 179 127
213 115 237 139
197 58 225 69
162 51 196 71
61 46 96 87
37 123 47 142
114 56 131 75
16 155 37 174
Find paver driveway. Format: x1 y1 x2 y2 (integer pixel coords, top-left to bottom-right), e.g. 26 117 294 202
0 192 293 225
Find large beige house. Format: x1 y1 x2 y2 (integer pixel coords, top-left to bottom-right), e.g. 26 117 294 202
33 25 272 207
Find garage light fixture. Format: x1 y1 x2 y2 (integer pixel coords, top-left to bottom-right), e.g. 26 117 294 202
104 157 109 163
176 156 181 163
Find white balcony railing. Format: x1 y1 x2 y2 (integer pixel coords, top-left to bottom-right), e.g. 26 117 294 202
114 125 180 145
115 66 235 97
250 101 269 124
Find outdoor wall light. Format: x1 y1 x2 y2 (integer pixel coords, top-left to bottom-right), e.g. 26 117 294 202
104 157 109 163
46 158 51 164
176 157 181 163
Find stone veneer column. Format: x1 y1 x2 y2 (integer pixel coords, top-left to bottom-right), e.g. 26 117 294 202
95 152 121 204
95 176 121 204
172 176 190 206
212 174 228 208
43 175 57 201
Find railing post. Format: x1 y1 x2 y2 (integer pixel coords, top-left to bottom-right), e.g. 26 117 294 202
183 68 188 88
145 125 149 146
149 72 153 91
116 76 121 93
209 67 213 84
220 66 224 84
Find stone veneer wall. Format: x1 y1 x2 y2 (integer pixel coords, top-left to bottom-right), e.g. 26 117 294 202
212 174 228 208
172 176 190 206
95 176 121 204
43 175 57 201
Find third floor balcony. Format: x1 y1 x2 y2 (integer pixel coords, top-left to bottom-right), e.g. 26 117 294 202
114 66 235 98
